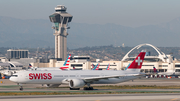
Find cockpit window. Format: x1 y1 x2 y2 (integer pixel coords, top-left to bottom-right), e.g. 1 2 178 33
11 75 18 77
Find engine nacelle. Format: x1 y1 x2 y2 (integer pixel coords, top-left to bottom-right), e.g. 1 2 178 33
69 79 85 88
45 84 60 88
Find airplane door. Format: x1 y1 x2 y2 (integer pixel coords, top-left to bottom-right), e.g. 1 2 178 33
25 73 28 79
22 73 28 81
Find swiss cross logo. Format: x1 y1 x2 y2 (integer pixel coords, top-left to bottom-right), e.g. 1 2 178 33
135 56 142 66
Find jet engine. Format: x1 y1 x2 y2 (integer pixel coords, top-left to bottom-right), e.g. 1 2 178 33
69 79 85 88
45 84 61 88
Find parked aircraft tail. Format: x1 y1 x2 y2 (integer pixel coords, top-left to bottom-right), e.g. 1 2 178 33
92 63 100 70
60 54 71 70
153 67 159 73
92 64 95 69
29 64 32 67
106 64 110 70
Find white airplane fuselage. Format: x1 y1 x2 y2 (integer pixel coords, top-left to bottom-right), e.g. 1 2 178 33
10 70 138 84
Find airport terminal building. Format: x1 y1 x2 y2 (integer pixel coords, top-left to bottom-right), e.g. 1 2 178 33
30 44 180 73
1 44 179 75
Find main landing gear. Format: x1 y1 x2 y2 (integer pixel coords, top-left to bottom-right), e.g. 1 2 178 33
83 83 94 90
69 83 94 90
69 88 80 90
69 87 94 90
83 87 93 90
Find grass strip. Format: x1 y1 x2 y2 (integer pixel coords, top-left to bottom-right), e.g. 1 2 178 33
0 85 19 88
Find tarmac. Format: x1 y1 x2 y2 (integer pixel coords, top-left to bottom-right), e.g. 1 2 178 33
1 78 180 101
0 93 180 101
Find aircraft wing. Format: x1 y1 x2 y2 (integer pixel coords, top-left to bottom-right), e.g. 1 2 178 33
83 75 125 82
83 73 146 82
61 75 123 83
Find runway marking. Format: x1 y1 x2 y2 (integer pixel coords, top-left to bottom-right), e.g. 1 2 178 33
171 98 178 101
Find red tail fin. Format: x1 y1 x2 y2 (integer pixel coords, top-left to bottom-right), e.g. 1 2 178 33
127 52 146 72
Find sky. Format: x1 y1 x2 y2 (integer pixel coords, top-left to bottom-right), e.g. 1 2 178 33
1 0 180 27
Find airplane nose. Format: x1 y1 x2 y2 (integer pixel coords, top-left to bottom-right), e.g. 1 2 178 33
9 77 18 82
9 77 14 81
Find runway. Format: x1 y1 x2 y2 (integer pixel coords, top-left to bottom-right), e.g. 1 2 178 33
0 93 180 101
1 78 180 91
1 78 180 101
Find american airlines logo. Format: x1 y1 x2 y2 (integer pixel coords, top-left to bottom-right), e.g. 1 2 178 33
29 73 52 80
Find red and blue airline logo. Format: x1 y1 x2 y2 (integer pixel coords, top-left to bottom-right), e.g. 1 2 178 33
60 54 71 70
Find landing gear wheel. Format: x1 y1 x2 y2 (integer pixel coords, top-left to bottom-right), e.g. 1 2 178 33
70 88 80 90
89 87 93 90
83 87 94 90
19 86 23 91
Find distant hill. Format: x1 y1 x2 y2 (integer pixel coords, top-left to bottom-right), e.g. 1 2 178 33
0 16 180 49
68 45 180 60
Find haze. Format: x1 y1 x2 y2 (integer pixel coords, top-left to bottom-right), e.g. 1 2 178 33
1 0 180 27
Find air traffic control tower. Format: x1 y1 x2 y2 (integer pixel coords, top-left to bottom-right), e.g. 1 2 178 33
49 5 73 60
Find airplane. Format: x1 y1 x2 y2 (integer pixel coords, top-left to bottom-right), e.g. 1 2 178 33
9 51 146 91
153 67 180 77
30 54 71 71
145 67 160 78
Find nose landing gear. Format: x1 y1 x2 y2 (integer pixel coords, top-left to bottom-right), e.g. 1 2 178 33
19 86 23 91
17 83 23 91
